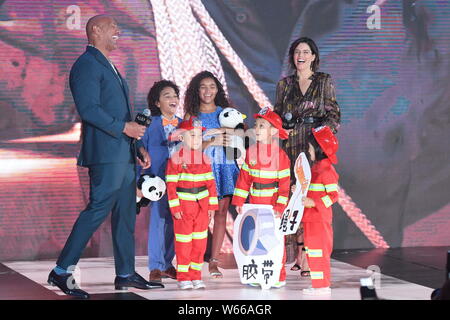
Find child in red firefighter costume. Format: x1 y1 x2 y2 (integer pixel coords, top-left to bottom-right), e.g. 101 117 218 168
166 117 219 290
301 125 339 296
232 107 291 288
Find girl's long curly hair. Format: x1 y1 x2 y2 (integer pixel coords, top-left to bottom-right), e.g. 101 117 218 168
147 80 180 116
184 71 230 117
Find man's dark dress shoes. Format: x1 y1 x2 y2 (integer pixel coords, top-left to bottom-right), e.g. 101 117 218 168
114 272 165 290
47 270 90 299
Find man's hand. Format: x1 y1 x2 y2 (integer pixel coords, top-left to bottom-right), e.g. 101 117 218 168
123 122 146 139
173 212 183 220
274 211 283 218
208 210 215 220
302 197 316 208
236 206 243 214
137 147 151 169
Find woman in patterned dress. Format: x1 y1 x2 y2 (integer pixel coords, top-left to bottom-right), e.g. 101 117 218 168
184 71 240 278
274 37 341 276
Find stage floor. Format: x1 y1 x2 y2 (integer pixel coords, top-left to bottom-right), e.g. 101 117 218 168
2 247 443 300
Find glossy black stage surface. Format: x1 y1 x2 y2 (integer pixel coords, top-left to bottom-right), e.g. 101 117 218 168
0 246 448 300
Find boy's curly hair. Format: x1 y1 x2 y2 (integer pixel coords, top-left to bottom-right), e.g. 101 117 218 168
147 80 180 116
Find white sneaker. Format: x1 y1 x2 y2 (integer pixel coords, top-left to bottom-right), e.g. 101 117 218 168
302 286 331 295
192 280 206 289
272 281 286 288
178 281 194 290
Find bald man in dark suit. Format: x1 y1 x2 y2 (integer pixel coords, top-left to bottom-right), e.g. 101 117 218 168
47 15 163 299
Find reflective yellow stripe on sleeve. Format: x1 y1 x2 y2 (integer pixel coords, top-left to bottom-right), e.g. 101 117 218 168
169 198 180 208
276 196 288 205
309 183 325 191
209 197 218 205
234 188 249 199
325 184 339 192
278 168 290 179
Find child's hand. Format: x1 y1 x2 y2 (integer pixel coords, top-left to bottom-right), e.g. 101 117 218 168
208 210 215 220
291 185 297 193
136 188 144 199
302 197 315 208
205 128 226 136
173 212 183 220
236 206 243 214
210 132 231 147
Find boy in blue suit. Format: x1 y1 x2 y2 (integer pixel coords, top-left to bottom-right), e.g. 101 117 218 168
138 80 182 283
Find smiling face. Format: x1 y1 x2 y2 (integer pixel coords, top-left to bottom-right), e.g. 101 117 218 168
157 86 179 118
89 16 120 53
198 77 218 105
293 42 316 72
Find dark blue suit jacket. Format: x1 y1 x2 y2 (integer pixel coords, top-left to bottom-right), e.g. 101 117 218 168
70 46 137 167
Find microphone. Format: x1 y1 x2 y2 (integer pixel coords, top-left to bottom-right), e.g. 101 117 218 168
282 112 297 130
135 108 152 127
134 109 152 162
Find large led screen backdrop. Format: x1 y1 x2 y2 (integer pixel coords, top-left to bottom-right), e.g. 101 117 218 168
0 0 449 261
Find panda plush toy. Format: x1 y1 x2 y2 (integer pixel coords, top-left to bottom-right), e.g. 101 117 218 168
136 174 166 214
218 107 247 161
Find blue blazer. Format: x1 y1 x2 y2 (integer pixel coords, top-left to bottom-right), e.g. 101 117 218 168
141 115 181 178
70 46 137 167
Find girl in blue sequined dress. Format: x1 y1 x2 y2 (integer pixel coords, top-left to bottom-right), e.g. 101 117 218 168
184 71 240 278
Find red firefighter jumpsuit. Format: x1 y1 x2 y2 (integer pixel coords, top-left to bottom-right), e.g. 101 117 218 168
301 158 339 288
232 142 291 282
166 147 219 281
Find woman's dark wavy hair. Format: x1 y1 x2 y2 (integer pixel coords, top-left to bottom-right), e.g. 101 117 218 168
288 37 320 72
147 80 180 116
184 71 230 116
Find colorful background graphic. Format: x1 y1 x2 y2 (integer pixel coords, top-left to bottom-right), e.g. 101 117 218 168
0 0 449 261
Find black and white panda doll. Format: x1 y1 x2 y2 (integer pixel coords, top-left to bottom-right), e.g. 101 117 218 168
218 107 247 161
136 174 166 214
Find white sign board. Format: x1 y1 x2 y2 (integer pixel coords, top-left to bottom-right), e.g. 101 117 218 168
279 152 311 235
233 204 284 289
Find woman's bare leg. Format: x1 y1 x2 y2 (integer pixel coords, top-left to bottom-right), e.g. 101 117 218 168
209 196 231 277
